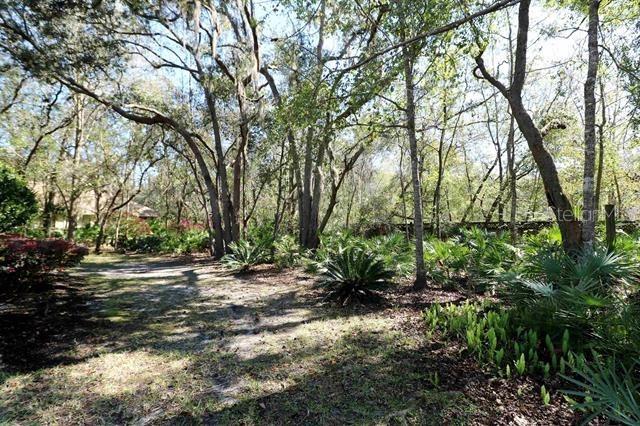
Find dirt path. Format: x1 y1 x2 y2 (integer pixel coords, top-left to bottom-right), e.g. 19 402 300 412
0 254 575 425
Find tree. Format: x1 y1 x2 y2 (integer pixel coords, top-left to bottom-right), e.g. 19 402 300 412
92 127 163 253
475 0 585 253
398 1 427 290
581 0 601 253
0 164 37 232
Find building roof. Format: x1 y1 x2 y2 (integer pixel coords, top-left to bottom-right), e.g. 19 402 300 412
128 202 159 218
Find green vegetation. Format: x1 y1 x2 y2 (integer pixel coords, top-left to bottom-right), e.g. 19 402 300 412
221 240 269 272
0 0 639 423
320 246 394 305
0 165 38 233
562 357 640 425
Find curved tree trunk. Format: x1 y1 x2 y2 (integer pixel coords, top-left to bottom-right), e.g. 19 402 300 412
475 0 582 253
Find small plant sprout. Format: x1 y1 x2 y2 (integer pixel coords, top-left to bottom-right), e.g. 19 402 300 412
541 385 551 405
487 327 497 351
429 371 440 388
543 362 551 379
545 334 554 355
495 348 505 366
515 354 526 375
562 329 570 355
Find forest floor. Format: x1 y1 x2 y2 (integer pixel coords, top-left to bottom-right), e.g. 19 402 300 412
0 254 581 425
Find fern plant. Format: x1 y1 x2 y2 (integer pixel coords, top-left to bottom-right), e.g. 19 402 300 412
320 246 394 305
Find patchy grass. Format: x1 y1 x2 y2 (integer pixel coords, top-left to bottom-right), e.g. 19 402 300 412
0 254 575 424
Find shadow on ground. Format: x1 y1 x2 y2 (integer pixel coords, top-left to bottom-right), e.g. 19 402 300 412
0 254 577 425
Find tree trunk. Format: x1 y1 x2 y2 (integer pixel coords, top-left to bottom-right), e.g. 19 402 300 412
95 217 108 254
581 0 600 252
507 113 517 242
432 104 447 239
300 129 315 248
66 93 84 241
475 0 581 253
203 89 235 246
594 79 606 222
398 143 410 238
42 187 56 236
183 135 226 258
232 80 250 240
401 28 427 290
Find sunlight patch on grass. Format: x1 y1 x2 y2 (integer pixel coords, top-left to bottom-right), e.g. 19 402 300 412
0 351 192 424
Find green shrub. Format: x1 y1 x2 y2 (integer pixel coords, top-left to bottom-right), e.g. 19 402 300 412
421 228 518 290
273 235 302 269
0 165 38 232
300 231 367 273
499 248 640 356
221 240 267 272
116 220 210 254
562 357 640 425
246 222 276 252
460 228 518 289
320 246 394 305
522 226 563 253
75 224 100 245
423 238 469 286
120 234 165 252
367 233 414 277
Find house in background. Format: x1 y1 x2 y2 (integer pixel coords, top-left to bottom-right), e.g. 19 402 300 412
31 183 159 234
51 197 159 232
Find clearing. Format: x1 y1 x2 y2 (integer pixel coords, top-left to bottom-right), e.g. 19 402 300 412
1 255 577 424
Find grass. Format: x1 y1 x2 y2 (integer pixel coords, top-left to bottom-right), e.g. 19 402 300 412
0 254 475 425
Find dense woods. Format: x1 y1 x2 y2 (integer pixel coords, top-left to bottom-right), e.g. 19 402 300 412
1 0 640 424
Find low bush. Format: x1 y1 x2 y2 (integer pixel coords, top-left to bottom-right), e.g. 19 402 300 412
75 224 101 245
562 356 640 425
299 231 365 273
245 222 276 253
367 233 414 277
460 228 518 288
320 246 394 305
499 248 640 357
422 228 517 290
116 219 210 254
0 235 89 283
0 165 38 233
273 235 302 269
423 238 470 286
221 240 268 272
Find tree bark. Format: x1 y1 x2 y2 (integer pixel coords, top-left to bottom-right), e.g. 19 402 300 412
66 93 84 241
582 0 600 252
432 104 447 239
401 19 427 290
507 113 517 242
594 79 606 223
